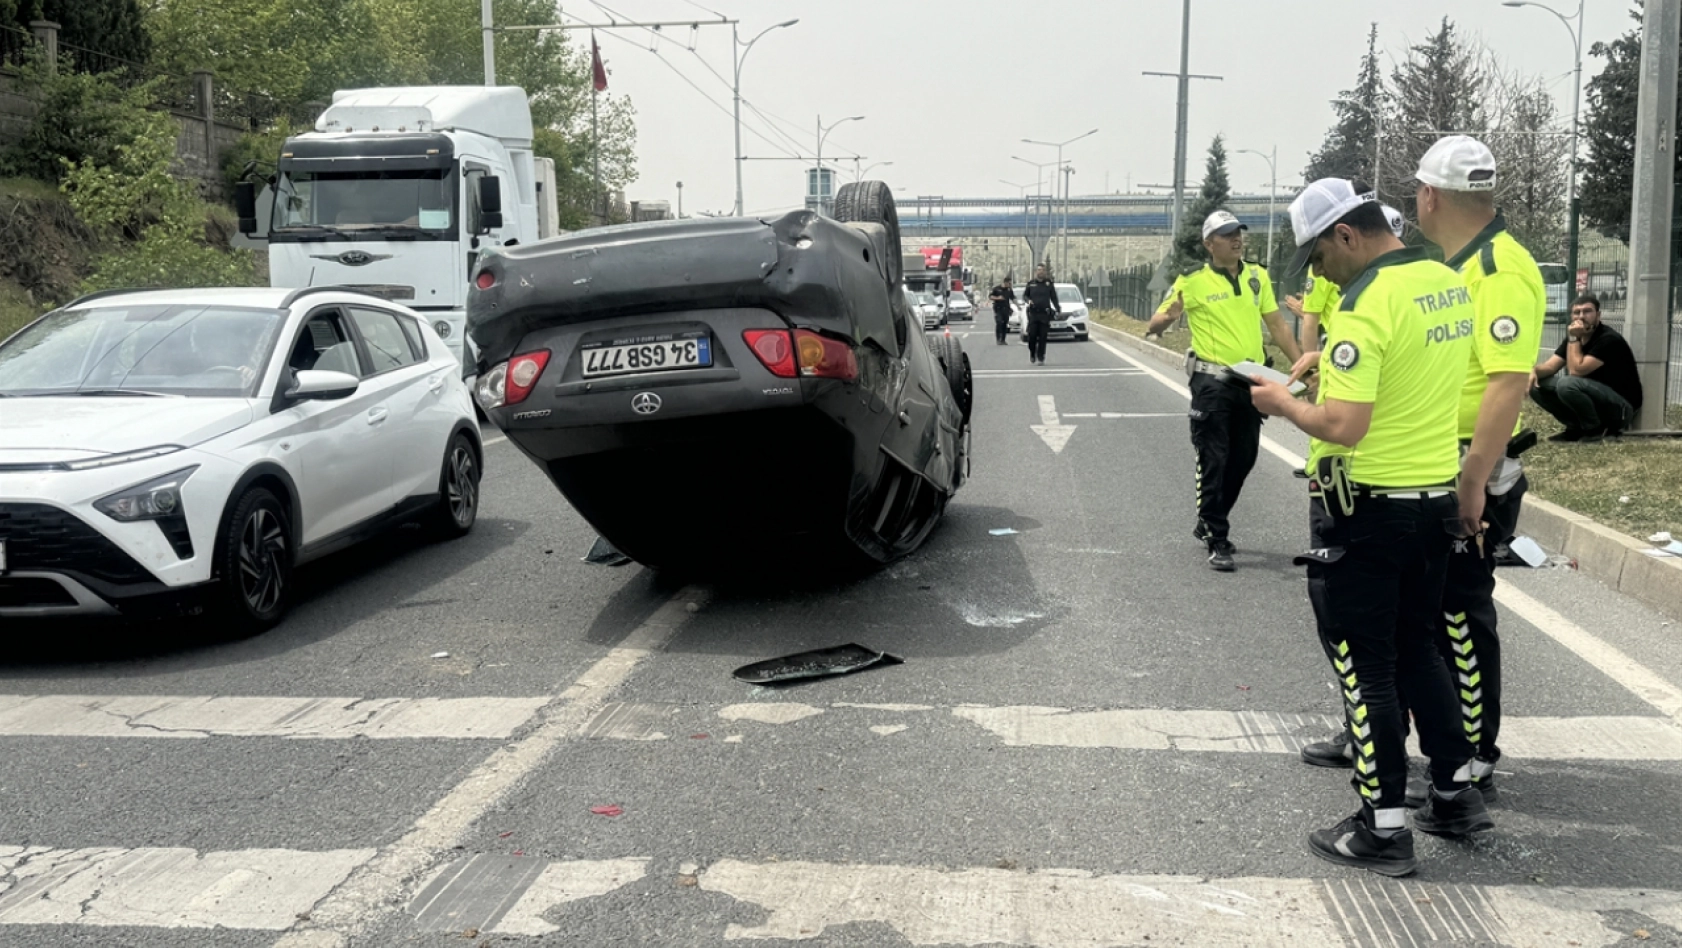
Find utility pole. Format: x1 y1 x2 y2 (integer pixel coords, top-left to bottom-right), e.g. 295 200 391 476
481 0 495 85
1234 146 1277 264
676 181 683 219
1143 0 1220 280
1624 0 1679 431
1503 0 1584 292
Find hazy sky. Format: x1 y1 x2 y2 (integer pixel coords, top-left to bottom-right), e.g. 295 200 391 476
551 0 1633 215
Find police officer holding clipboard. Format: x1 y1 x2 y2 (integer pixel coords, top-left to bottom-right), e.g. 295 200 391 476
1148 210 1303 571
1250 179 1494 877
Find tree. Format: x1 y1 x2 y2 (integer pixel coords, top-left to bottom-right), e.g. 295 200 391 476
1171 135 1231 272
1487 75 1569 259
1382 18 1491 220
1579 6 1682 243
1306 23 1384 186
141 0 387 103
4 0 150 68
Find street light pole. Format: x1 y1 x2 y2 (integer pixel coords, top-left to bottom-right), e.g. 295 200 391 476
733 19 798 217
481 0 496 85
816 114 864 216
856 161 892 182
1234 146 1277 264
1014 156 1060 268
1024 129 1098 277
1503 0 1584 286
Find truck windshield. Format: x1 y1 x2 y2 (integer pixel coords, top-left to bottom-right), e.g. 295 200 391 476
271 169 454 238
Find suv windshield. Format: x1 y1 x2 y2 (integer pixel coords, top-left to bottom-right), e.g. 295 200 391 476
0 304 285 398
271 168 455 238
1538 264 1569 285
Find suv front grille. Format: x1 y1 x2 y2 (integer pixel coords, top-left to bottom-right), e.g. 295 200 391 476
0 503 155 585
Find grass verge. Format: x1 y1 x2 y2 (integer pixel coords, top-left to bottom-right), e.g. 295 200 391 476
1094 308 1682 542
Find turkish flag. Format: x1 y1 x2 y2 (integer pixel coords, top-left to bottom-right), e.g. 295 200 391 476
591 35 608 92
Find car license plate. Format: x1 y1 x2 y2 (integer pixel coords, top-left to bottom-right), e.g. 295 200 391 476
582 336 712 379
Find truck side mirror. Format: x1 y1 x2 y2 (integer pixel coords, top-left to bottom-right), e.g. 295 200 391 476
478 176 504 232
235 182 259 236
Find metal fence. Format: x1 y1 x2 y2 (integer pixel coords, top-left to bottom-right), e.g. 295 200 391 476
0 24 29 71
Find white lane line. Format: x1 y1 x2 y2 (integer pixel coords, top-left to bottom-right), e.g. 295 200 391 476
273 587 706 948
1092 333 1682 720
482 435 508 447
1037 394 1061 426
0 695 548 740
1492 579 1682 723
485 858 651 936
0 845 372 930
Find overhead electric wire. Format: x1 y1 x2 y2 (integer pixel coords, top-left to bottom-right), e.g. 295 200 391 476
564 12 805 160
576 2 812 160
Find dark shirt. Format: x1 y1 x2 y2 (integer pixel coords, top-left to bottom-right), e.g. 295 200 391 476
989 284 1014 317
1022 279 1061 322
1554 322 1642 411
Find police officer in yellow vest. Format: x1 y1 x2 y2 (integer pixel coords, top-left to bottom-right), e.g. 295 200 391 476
1251 179 1493 877
1416 136 1543 801
1148 210 1303 571
1290 205 1406 355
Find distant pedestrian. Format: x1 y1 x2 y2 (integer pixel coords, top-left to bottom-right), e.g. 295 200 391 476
990 276 1015 345
1148 210 1303 571
1021 265 1060 364
1530 293 1642 440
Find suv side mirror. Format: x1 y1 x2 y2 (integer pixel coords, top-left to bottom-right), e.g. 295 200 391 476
478 176 504 232
235 182 259 236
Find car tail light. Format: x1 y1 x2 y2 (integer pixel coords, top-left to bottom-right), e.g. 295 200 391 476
504 350 550 406
744 330 797 378
475 270 496 290
793 330 858 380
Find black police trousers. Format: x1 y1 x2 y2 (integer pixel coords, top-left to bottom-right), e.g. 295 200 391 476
1439 474 1528 765
1305 492 1477 808
1188 372 1261 541
1025 319 1050 361
994 311 1011 344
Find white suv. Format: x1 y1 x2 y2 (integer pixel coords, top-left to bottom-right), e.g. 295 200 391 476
0 287 482 633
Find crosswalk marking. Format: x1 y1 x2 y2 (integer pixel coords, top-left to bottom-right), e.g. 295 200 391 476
10 691 1675 763
0 845 371 930
5 842 1677 944
0 694 549 740
572 701 1682 762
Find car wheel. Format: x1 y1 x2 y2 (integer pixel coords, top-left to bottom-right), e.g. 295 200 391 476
429 432 480 539
213 487 291 635
931 333 974 423
830 180 903 285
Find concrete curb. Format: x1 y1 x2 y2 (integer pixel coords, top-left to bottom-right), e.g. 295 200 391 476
1090 319 1682 621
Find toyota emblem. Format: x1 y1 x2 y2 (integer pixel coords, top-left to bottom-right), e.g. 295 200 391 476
631 392 662 415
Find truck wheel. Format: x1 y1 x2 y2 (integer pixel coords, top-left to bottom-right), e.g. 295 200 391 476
831 180 903 285
930 333 973 424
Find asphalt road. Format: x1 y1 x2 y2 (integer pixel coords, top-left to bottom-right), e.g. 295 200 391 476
3 322 1682 947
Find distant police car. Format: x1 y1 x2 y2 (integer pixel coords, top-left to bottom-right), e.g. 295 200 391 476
0 287 481 633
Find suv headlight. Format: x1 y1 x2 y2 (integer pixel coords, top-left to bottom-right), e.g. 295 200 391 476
94 466 198 522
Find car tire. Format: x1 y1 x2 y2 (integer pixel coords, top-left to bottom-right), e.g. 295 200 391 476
830 180 903 285
930 333 974 424
428 432 481 539
211 487 292 635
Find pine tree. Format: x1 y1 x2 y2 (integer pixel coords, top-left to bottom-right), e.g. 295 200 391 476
1306 24 1384 185
1384 18 1489 220
1172 135 1231 271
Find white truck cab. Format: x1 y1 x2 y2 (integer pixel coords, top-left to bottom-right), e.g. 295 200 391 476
238 86 560 368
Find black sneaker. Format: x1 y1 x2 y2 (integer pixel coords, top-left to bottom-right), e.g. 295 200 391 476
1412 787 1494 838
1472 771 1499 804
1301 730 1354 768
1307 811 1418 877
1207 539 1236 572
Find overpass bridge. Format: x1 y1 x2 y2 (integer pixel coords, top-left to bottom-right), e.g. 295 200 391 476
895 192 1296 238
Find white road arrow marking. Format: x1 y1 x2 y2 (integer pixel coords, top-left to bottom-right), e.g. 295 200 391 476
1031 395 1076 454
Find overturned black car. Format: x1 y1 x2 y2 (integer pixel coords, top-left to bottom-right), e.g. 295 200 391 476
467 182 973 571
